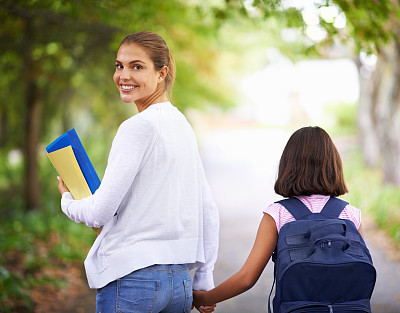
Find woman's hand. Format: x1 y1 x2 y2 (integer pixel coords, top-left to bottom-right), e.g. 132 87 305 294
57 176 70 195
192 291 216 312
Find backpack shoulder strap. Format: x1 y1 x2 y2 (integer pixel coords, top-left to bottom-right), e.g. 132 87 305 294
320 196 349 218
276 197 311 220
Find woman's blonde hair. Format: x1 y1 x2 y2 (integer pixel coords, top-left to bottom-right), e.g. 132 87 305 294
119 31 176 95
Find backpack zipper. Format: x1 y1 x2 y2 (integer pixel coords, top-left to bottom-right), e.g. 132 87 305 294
277 236 347 257
286 302 370 313
276 237 343 259
285 303 332 312
320 240 332 250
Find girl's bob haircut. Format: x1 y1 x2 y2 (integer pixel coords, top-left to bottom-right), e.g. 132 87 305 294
274 126 348 198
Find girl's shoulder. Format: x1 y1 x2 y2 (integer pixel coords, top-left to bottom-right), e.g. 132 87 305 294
264 196 362 231
340 203 362 228
263 202 296 232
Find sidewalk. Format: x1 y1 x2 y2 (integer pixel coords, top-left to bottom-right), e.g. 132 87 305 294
58 127 400 313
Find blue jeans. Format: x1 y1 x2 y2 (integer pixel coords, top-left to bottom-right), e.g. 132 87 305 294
96 264 193 313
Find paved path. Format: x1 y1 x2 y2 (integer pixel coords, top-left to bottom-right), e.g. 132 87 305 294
199 128 400 313
62 127 400 312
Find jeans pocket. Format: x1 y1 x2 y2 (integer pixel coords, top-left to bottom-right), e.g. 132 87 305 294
183 279 193 313
117 278 160 313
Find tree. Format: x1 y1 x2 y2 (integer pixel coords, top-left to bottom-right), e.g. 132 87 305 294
245 0 400 185
332 0 400 185
362 38 400 185
0 0 235 210
0 0 119 210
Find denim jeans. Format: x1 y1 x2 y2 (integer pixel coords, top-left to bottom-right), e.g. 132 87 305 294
96 264 193 313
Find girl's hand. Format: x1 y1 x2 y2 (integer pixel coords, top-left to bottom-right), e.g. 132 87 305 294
197 306 216 313
192 291 216 312
57 176 70 195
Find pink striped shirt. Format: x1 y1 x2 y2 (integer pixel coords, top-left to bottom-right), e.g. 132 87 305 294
264 194 361 232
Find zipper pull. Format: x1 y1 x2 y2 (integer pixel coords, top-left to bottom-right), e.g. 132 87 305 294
328 305 333 313
327 240 332 248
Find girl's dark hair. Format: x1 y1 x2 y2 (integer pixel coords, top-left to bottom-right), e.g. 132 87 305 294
119 31 175 94
274 126 348 197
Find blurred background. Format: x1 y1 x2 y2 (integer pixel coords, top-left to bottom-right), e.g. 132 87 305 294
1 0 400 312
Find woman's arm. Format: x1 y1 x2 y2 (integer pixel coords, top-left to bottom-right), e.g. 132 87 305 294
60 117 157 227
193 213 278 306
192 155 220 291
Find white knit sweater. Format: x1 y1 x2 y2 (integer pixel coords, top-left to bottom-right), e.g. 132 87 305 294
61 102 219 290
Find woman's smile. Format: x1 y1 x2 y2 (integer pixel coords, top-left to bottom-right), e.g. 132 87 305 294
113 43 164 106
120 84 139 92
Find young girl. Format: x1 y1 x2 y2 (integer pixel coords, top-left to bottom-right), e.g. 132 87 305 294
193 126 362 311
57 31 219 313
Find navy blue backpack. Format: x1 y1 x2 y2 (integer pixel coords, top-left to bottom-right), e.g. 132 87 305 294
268 197 376 313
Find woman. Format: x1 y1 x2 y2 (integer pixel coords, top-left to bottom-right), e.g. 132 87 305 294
57 31 219 313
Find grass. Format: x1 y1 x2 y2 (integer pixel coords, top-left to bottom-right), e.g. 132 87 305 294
0 203 96 312
323 100 400 247
0 201 96 310
0 152 97 313
343 148 400 247
0 129 111 312
1 116 400 311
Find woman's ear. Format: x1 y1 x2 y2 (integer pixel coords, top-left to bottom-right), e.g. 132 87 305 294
158 66 168 83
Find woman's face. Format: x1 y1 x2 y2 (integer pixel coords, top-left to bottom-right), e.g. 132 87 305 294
113 43 165 104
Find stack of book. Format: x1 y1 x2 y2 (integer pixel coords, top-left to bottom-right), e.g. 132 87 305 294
46 128 102 234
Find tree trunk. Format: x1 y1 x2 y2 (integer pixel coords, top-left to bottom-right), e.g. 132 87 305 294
23 19 42 210
356 57 380 168
375 40 400 185
0 110 6 148
24 81 42 210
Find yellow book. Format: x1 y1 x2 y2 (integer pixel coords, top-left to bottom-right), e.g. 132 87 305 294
46 128 102 234
47 146 92 200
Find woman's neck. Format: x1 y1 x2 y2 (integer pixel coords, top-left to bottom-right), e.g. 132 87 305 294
135 86 169 113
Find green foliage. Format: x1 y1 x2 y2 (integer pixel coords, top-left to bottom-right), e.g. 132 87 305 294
0 0 241 154
0 198 96 311
343 149 400 246
0 265 33 313
2 0 399 309
246 0 399 55
324 101 358 135
0 152 96 312
332 0 395 53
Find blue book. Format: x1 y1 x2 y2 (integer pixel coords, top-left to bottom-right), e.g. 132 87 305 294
46 128 101 199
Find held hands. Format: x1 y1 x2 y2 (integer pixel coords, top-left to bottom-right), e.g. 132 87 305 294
192 290 216 313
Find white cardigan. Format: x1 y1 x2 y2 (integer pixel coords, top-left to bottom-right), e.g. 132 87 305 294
61 102 219 290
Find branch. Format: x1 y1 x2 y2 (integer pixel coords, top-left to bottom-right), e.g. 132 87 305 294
0 1 120 34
